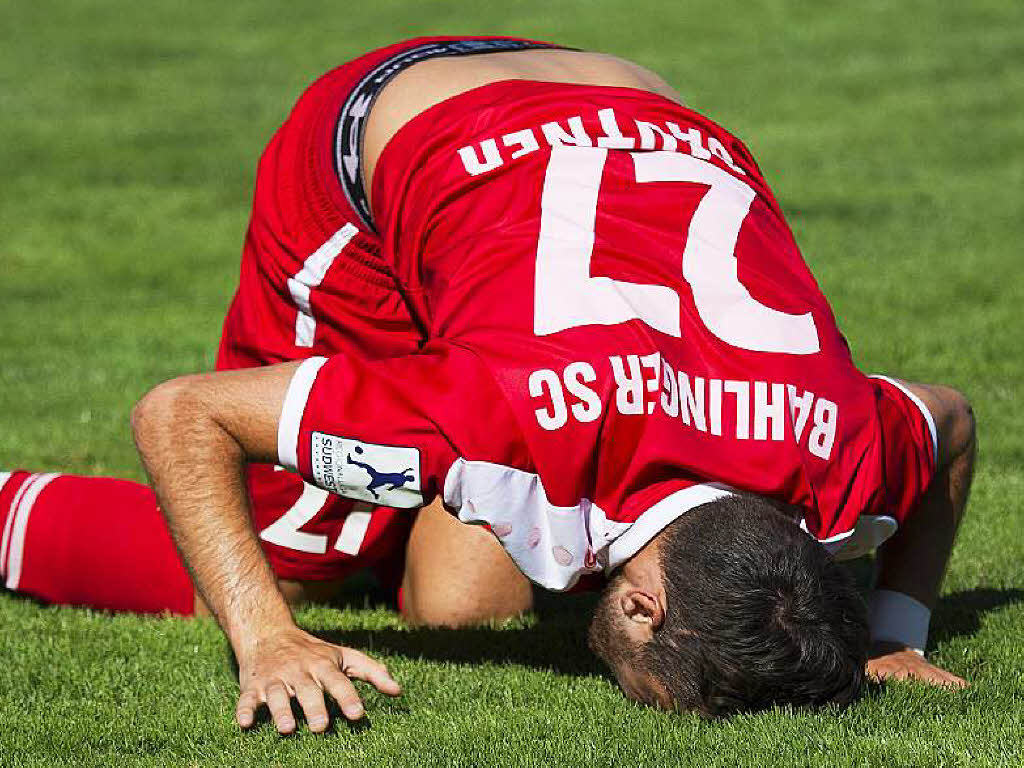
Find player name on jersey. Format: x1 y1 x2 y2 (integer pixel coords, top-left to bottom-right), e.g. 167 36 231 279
529 353 838 460
457 106 746 177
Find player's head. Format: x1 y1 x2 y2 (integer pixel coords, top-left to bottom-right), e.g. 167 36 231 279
587 494 868 716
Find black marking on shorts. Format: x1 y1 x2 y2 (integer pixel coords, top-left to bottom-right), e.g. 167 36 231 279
333 38 566 232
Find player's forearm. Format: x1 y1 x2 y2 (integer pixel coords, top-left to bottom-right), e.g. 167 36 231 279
132 376 295 652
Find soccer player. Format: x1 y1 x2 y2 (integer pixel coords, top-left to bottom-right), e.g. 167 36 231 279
1 38 975 733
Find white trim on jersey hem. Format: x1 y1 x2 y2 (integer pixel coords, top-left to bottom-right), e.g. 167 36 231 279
800 518 856 546
443 457 736 591
606 483 734 571
277 357 328 473
4 473 58 590
803 513 898 561
869 374 939 466
444 458 608 591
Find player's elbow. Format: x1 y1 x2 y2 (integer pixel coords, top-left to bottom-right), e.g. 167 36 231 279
131 376 208 453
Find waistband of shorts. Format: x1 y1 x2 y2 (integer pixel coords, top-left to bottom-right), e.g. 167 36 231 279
369 78 726 234
332 37 568 231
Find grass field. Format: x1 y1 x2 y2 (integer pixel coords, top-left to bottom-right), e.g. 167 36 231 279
2 0 1023 765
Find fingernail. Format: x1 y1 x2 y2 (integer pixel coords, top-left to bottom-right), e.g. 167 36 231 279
343 703 364 720
309 717 327 730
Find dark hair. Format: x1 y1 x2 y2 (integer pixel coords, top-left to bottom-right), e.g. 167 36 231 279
594 494 869 717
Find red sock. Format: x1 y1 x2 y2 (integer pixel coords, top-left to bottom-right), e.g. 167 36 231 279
0 470 194 615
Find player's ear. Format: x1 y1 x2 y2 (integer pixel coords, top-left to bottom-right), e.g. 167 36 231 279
620 588 665 631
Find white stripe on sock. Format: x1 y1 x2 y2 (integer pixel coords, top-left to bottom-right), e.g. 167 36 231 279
5 473 58 590
1 474 34 579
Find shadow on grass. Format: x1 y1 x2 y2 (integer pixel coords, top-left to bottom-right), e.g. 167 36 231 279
930 587 1024 646
838 560 1024 648
315 587 1024 675
231 586 605 733
315 588 605 677
243 699 394 736
230 577 1024 694
270 570 607 677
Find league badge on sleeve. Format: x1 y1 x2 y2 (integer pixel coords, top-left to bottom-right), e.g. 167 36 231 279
310 433 423 508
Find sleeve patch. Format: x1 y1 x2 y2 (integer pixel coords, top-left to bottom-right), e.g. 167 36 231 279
311 433 423 508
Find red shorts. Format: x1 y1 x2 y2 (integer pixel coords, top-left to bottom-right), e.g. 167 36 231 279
216 37 556 582
870 376 938 527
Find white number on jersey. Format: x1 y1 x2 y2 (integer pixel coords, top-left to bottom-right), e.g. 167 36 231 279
259 468 375 555
534 146 820 355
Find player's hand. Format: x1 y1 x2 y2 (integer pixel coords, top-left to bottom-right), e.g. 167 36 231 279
866 641 968 688
235 626 401 734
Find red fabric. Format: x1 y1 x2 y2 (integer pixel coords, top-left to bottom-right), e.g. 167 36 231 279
245 463 413 583
0 472 194 615
216 38 558 584
2 46 939 603
0 469 413 612
213 40 444 581
216 37 554 371
873 379 937 527
290 80 936 549
215 41 428 372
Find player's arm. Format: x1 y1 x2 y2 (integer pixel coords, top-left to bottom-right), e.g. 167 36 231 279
866 380 976 687
131 361 402 735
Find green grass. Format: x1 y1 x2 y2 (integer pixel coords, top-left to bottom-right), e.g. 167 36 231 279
2 0 1023 764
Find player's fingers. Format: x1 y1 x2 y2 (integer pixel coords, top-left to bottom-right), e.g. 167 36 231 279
265 681 296 735
866 659 901 680
872 659 969 689
946 671 969 689
868 662 911 683
318 665 365 721
930 667 968 689
236 688 261 729
886 667 912 682
294 679 330 733
339 648 402 696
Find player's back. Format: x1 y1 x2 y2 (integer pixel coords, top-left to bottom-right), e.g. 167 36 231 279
371 73 882 520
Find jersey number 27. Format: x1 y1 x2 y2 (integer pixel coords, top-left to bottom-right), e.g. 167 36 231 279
533 146 820 355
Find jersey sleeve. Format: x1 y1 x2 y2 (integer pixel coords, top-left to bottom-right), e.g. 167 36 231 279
276 342 525 509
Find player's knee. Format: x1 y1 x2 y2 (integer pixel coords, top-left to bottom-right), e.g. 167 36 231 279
401 585 531 628
949 388 976 457
403 606 520 629
933 386 976 467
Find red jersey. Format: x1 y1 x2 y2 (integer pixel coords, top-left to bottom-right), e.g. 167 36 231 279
279 81 936 589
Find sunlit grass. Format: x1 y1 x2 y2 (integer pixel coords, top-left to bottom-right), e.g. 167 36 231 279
1 1 1021 764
